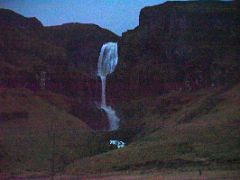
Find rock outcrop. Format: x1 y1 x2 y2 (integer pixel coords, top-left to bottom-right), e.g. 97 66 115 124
116 1 239 98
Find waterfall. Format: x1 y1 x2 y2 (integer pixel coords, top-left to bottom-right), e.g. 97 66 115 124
100 76 106 107
97 42 120 131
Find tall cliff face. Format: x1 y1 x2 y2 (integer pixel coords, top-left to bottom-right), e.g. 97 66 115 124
45 23 119 76
116 1 239 98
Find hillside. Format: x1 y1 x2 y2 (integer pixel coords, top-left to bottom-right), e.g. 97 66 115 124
0 88 88 173
0 88 125 179
0 88 116 175
66 83 240 174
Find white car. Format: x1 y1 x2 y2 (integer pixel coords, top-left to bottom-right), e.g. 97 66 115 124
109 140 125 149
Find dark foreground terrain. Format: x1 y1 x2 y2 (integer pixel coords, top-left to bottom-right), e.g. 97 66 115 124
0 84 239 179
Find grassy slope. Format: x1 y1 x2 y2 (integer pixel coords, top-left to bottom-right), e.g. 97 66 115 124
66 84 240 174
0 88 94 174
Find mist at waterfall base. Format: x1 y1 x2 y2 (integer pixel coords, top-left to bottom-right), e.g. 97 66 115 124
97 42 120 131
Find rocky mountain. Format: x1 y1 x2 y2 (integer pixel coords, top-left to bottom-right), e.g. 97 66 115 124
114 1 239 99
0 8 119 88
0 1 240 178
0 8 119 129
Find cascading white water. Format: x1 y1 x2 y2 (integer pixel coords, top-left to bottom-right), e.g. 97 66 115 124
100 77 107 107
97 42 120 131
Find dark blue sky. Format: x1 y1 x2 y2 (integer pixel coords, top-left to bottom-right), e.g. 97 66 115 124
0 0 169 35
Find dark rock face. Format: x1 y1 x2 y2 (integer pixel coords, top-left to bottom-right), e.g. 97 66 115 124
0 8 119 129
45 23 119 76
116 1 240 98
0 9 118 95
